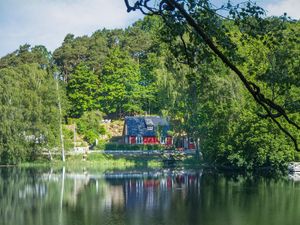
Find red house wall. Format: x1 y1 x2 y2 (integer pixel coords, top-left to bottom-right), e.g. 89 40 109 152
130 136 136 144
143 136 159 144
128 136 173 145
128 136 174 145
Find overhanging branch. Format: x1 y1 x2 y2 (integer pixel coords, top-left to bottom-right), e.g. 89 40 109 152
124 0 299 151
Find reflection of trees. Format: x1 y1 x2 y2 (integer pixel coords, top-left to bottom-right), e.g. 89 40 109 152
1 168 300 225
0 168 203 225
198 173 300 225
0 167 62 225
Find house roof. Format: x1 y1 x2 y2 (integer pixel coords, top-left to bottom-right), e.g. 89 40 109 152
124 116 171 137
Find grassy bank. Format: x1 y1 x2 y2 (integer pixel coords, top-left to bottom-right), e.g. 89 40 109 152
18 152 204 171
20 152 164 170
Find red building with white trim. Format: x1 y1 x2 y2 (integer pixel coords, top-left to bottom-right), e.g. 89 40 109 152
123 116 173 146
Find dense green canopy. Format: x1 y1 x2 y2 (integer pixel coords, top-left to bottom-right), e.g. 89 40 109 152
0 0 299 169
0 63 59 164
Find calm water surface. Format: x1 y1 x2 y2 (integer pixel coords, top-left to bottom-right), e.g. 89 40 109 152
0 167 299 225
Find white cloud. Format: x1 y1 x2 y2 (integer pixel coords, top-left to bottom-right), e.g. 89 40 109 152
0 0 143 57
1 0 298 57
265 0 300 19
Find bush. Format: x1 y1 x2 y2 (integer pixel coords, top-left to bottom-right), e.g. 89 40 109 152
213 111 295 170
76 110 106 145
62 126 74 151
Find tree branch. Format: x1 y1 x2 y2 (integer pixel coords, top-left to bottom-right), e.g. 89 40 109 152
124 0 299 151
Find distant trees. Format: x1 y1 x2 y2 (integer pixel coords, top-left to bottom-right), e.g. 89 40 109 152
67 63 101 118
100 47 143 116
0 44 51 69
53 25 161 118
0 63 59 164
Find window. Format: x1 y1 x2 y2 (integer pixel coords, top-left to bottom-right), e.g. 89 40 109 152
136 136 143 144
147 125 153 131
160 137 166 144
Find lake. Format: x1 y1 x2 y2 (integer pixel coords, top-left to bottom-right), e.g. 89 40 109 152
0 167 300 225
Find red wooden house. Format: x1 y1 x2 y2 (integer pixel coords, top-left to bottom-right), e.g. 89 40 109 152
123 116 173 146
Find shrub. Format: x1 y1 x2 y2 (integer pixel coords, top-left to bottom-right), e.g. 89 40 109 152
62 126 74 151
76 110 106 145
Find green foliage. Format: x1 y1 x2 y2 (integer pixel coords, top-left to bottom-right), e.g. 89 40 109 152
62 126 74 151
99 47 144 116
0 64 59 164
0 2 299 170
213 110 294 170
142 2 300 170
54 26 161 118
76 111 106 145
67 64 101 117
0 44 51 69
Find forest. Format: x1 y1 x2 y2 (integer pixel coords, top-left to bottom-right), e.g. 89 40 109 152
0 0 299 170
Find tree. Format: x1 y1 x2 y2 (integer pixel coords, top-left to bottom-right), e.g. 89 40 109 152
124 0 300 169
53 34 90 82
124 1 299 151
100 47 144 117
0 44 51 69
0 64 59 164
67 63 101 118
76 111 106 145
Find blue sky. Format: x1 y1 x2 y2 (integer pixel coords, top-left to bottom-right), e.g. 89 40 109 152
0 0 299 57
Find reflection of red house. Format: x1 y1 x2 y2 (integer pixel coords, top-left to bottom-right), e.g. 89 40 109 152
143 180 160 188
123 116 173 146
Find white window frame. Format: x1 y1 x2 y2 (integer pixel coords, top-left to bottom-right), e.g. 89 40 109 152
160 136 166 144
136 136 143 144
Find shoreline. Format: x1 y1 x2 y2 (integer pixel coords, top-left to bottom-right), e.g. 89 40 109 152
0 153 295 175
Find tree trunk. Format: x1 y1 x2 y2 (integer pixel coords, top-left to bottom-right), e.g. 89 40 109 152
55 75 65 162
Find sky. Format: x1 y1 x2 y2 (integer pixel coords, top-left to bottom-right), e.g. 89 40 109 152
0 0 299 57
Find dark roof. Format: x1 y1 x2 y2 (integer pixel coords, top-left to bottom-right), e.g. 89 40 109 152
124 116 171 137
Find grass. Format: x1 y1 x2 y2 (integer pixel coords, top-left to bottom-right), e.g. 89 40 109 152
16 149 204 172
19 152 165 171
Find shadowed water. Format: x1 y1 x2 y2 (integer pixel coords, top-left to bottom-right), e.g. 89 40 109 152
0 167 299 225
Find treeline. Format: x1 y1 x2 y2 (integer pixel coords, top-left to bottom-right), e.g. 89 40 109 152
0 46 60 163
53 25 163 118
0 2 299 169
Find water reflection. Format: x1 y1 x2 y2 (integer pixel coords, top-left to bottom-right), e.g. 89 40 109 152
1 167 300 225
104 169 202 212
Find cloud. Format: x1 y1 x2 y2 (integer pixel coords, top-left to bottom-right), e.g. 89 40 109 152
265 0 300 19
211 0 300 18
1 0 298 57
0 0 143 57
